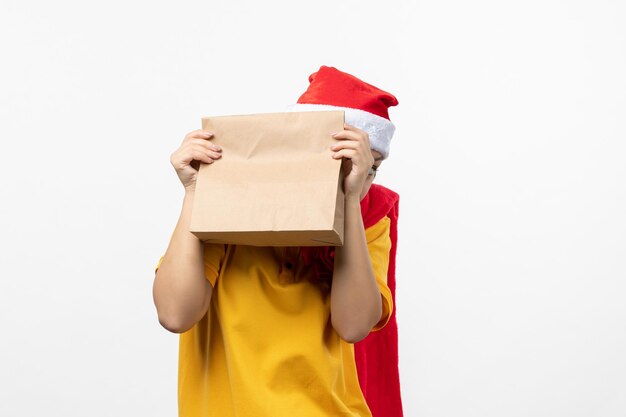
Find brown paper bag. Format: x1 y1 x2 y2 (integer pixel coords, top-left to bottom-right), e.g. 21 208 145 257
189 111 345 246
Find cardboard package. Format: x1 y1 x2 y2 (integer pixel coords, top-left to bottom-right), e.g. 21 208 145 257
189 111 345 246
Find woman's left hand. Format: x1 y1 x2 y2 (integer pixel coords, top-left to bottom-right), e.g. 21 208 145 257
331 124 374 199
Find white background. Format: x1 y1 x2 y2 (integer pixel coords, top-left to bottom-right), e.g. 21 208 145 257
1 0 625 416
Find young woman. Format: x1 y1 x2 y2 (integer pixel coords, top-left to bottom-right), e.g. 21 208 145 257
153 66 401 417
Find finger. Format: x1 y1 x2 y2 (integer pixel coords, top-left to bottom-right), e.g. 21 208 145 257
343 124 370 139
172 149 214 168
332 147 374 167
330 140 359 151
331 130 364 142
188 148 219 164
331 141 373 164
190 144 222 160
343 123 365 133
184 130 214 142
176 146 220 165
189 138 222 152
331 149 357 160
189 129 213 137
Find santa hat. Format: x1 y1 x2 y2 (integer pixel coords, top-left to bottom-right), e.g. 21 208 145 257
287 65 399 159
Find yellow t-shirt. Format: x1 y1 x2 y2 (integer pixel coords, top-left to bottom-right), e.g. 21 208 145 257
154 216 393 417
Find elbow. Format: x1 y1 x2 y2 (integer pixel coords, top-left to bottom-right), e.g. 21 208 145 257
154 297 196 333
158 313 194 334
332 303 382 344
332 315 379 344
337 327 370 344
153 272 212 334
154 299 209 333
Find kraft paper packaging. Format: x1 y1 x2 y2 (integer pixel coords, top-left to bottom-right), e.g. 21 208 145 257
189 111 345 246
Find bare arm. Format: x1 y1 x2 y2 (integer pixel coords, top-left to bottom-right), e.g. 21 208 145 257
330 196 383 343
152 129 222 334
329 124 384 343
152 191 212 333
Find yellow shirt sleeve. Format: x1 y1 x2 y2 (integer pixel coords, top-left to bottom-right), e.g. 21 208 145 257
365 215 393 332
154 243 227 287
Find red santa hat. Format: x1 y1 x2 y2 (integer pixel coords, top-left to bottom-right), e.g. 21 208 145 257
287 65 399 159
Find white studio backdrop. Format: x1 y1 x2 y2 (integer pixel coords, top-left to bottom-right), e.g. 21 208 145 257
1 0 625 416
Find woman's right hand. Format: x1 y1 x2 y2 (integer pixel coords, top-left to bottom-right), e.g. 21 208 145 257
170 129 222 192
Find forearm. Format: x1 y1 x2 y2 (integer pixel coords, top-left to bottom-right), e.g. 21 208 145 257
152 191 211 333
330 196 383 343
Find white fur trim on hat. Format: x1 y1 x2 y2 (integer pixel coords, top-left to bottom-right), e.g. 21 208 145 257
285 103 395 159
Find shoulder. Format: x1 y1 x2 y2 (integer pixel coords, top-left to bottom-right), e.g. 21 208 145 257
361 183 399 229
365 215 391 247
368 183 399 204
